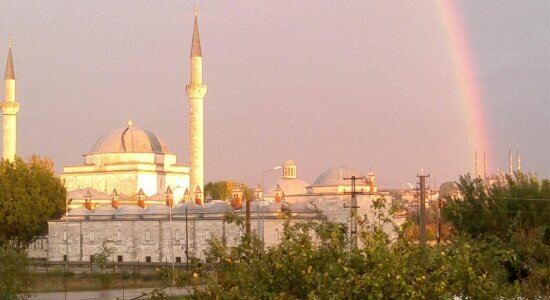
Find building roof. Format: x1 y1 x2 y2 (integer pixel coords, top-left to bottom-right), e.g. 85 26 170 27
89 121 170 154
312 166 367 186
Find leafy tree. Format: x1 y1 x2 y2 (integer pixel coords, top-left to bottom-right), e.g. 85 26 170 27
204 181 255 201
182 198 515 299
443 172 550 295
0 157 66 249
0 245 31 300
94 240 115 288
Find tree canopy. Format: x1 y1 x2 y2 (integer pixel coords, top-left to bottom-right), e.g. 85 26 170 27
0 157 66 249
443 172 550 293
204 180 255 201
175 199 520 299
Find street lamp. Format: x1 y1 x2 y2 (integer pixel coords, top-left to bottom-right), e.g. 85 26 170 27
259 165 282 242
165 187 175 285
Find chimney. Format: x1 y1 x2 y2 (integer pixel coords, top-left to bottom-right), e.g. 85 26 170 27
254 184 263 200
110 188 119 209
183 188 191 203
194 186 203 205
137 188 146 208
165 186 174 208
231 183 243 209
274 184 283 203
84 190 92 210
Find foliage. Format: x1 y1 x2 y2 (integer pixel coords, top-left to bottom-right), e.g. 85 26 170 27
204 181 255 201
0 244 31 300
184 198 520 299
0 157 66 249
94 240 115 288
443 172 550 296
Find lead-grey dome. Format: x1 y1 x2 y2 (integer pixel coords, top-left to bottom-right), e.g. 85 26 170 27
313 167 367 186
90 121 169 154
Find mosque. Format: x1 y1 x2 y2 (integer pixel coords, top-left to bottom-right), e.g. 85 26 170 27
3 14 392 263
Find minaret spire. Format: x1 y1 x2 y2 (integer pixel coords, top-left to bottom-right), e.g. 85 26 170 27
186 10 208 204
1 37 21 161
190 11 202 58
508 146 513 175
5 37 15 80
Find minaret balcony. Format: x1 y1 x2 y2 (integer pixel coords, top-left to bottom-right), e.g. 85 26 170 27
186 84 207 99
0 101 20 115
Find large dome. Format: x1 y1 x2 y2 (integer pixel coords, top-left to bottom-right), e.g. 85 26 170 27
313 166 367 186
90 121 170 154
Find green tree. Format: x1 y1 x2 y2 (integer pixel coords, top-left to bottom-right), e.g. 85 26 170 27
443 172 550 296
204 181 255 201
0 245 30 300
0 157 66 249
185 198 512 299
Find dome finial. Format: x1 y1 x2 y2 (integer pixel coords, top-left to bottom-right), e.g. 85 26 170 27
194 5 198 16
127 118 133 127
8 35 12 48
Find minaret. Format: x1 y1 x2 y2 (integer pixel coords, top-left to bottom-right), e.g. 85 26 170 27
1 38 20 162
517 147 521 172
508 146 513 175
186 9 207 205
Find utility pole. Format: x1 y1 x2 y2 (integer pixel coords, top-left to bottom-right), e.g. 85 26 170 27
245 197 251 236
437 197 442 244
185 207 189 271
417 173 430 247
344 176 361 249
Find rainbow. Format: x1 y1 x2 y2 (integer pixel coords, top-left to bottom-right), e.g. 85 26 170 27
435 0 491 173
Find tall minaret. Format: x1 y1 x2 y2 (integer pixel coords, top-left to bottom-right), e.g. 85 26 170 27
186 10 207 205
1 38 20 162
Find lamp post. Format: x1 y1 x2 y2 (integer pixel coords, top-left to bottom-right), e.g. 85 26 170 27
165 187 175 285
260 165 282 243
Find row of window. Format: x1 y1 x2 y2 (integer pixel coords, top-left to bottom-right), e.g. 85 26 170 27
63 255 188 263
63 229 196 243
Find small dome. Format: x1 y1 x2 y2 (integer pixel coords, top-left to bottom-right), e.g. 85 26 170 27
313 166 367 186
203 200 233 213
93 205 117 216
90 122 169 154
68 207 93 216
173 202 203 214
145 204 170 215
115 205 145 215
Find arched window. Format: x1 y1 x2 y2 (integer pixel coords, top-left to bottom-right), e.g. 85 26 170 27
145 229 150 242
89 231 94 242
117 230 121 242
63 231 67 241
175 230 180 241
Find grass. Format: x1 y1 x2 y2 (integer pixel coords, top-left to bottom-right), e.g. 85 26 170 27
30 269 174 293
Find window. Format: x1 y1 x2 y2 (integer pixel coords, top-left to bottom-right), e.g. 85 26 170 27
205 230 213 239
90 255 95 262
176 257 181 263
117 255 123 262
145 256 152 263
145 229 150 242
63 231 67 241
175 230 180 241
63 255 67 262
117 230 121 242
276 229 281 241
89 231 94 242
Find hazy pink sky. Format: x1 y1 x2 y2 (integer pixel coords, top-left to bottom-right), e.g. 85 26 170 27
2 1 549 188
